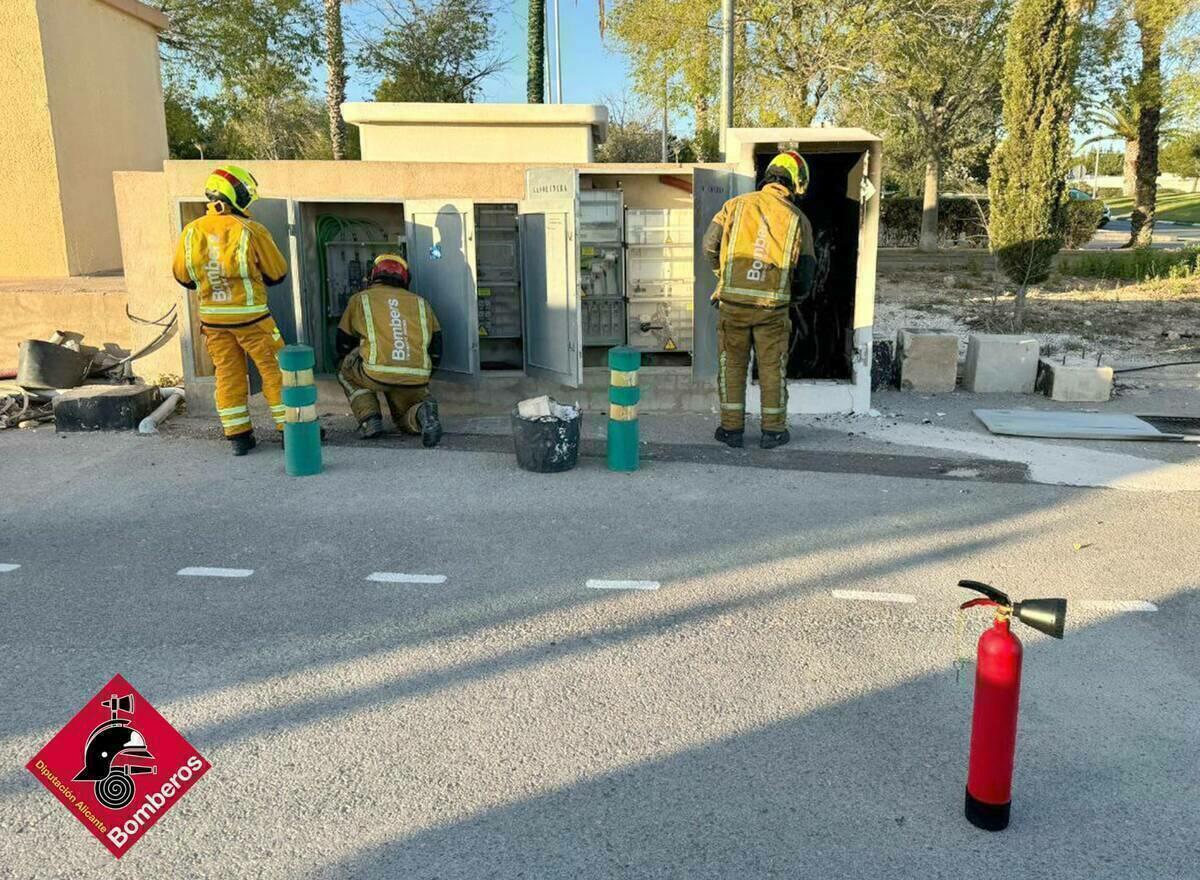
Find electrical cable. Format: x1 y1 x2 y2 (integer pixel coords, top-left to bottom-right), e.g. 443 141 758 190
1114 359 1200 374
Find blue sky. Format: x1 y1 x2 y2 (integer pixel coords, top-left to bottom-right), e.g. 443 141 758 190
344 1 633 106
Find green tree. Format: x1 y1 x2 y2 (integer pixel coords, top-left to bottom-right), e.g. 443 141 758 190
1161 132 1200 189
607 0 720 158
740 0 884 125
1127 0 1196 246
529 0 545 102
988 0 1083 327
155 0 328 159
849 0 1007 251
360 0 507 102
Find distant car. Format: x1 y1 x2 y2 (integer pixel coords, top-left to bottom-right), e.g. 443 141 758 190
1068 188 1111 227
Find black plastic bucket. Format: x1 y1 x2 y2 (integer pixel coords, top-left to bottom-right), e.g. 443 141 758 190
511 405 581 473
16 340 92 390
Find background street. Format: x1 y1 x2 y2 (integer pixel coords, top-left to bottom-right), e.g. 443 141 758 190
1 420 1197 879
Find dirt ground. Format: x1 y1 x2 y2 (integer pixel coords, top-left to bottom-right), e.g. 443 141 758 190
875 261 1200 368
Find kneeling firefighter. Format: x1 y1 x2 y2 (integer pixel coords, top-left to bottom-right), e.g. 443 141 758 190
172 165 290 456
335 254 444 446
702 151 816 449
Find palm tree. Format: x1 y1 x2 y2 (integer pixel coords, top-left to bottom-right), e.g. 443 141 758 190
1081 83 1178 197
324 0 348 159
528 0 545 102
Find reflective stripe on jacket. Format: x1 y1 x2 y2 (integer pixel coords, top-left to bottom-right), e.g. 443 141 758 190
706 182 814 308
172 203 288 325
337 284 442 385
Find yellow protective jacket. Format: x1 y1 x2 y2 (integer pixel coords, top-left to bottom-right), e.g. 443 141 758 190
172 203 289 326
703 182 815 309
337 284 442 385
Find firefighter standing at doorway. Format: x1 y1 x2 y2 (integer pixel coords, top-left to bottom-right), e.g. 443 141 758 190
172 165 290 456
702 151 816 449
335 254 444 447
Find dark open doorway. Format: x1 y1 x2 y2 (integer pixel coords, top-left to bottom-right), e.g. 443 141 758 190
753 150 862 381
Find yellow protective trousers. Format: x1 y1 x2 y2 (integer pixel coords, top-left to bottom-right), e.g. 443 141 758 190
337 352 430 433
201 316 286 437
717 303 791 432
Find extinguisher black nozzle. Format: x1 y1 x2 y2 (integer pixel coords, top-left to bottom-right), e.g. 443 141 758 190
965 788 1011 831
1014 598 1067 639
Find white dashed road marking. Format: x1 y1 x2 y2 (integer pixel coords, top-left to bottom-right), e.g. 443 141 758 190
0 563 20 573
177 567 254 578
587 579 660 591
1076 599 1158 613
831 589 917 604
366 572 448 584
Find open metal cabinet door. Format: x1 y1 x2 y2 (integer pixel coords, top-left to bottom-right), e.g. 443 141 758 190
240 198 298 393
284 200 308 348
405 200 479 379
691 169 753 379
518 198 582 388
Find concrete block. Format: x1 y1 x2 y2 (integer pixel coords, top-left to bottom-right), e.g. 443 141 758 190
1038 359 1113 402
53 384 160 431
964 334 1040 393
896 329 959 392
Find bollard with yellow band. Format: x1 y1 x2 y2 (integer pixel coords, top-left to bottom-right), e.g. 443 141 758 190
278 344 323 477
607 346 640 472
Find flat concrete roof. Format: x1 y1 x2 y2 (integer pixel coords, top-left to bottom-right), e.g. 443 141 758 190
728 127 882 145
99 0 169 30
343 102 608 141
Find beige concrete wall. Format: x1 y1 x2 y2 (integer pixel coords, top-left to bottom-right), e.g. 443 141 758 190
0 0 70 277
114 171 178 379
0 280 132 371
343 102 606 164
358 123 594 165
163 161 529 203
37 0 168 276
583 173 694 211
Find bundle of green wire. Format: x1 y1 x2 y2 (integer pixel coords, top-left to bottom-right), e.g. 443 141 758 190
314 215 387 365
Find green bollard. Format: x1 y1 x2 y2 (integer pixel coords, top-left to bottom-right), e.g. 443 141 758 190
607 346 640 472
278 344 323 477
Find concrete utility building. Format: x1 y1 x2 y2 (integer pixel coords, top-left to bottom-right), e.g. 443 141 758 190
115 104 883 417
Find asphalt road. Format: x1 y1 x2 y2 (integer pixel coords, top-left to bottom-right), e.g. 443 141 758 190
1 429 1198 879
1088 217 1200 249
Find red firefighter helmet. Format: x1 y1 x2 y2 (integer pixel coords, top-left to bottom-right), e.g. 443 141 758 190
371 253 410 288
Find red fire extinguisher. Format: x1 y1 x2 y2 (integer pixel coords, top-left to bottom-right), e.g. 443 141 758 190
958 579 1067 831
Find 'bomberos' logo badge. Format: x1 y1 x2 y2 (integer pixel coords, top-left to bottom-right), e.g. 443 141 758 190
26 674 210 858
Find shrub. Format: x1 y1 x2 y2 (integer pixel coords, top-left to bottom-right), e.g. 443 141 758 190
1058 247 1199 281
988 0 1080 296
880 196 989 247
1062 200 1105 248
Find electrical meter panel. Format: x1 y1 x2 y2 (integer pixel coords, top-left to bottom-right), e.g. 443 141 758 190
323 240 407 319
579 190 625 347
474 205 522 340
625 208 694 352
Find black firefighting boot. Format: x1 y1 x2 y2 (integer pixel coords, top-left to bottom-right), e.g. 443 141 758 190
359 415 384 439
760 429 791 450
230 431 257 456
418 400 442 448
714 426 744 448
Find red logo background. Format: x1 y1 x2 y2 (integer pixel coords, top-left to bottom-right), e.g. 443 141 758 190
26 674 210 858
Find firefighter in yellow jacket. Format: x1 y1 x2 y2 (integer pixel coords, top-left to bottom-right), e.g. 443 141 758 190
702 151 816 449
335 254 444 447
172 165 289 456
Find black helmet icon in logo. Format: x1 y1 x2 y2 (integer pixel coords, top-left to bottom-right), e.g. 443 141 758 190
73 693 157 809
